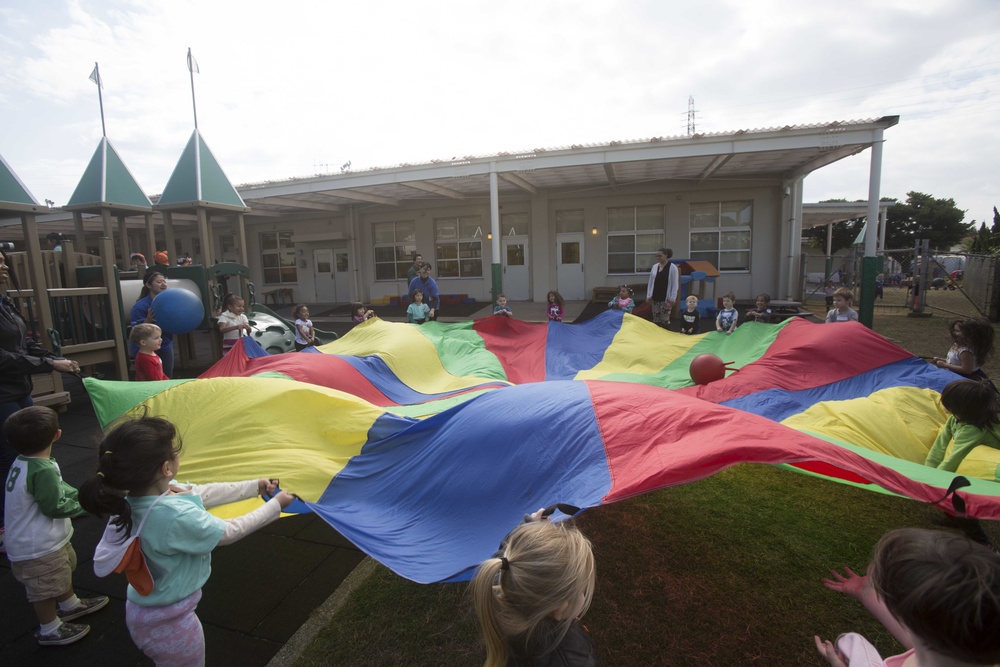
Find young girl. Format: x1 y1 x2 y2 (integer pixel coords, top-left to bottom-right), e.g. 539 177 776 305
815 528 1000 667
129 271 174 377
129 324 168 381
407 290 431 324
78 417 293 666
351 302 375 325
217 293 251 353
471 517 596 667
826 288 858 323
932 317 994 381
293 304 315 351
716 291 738 334
608 285 635 314
744 293 773 324
546 291 565 322
925 379 1000 473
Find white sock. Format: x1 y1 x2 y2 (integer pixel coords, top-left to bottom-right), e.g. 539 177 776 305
40 618 62 636
58 595 81 612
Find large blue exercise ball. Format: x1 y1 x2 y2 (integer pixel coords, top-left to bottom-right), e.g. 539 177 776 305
152 288 205 334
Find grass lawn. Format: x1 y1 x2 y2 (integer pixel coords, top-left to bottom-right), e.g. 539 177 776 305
292 309 1000 667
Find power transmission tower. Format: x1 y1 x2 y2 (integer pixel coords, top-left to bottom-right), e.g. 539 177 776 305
687 96 697 135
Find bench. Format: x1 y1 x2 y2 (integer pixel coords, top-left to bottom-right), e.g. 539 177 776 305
262 288 294 306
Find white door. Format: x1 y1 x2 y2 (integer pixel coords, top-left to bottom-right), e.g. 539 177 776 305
556 233 585 300
314 249 336 301
502 236 530 300
334 248 351 302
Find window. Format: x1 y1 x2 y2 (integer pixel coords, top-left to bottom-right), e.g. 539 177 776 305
555 210 585 234
435 216 483 278
689 202 752 271
260 231 297 284
607 206 664 274
373 221 416 281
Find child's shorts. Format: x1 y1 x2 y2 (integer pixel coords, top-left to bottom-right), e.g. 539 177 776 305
11 541 77 602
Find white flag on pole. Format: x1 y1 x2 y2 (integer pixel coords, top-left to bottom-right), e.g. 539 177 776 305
89 65 102 88
187 49 200 74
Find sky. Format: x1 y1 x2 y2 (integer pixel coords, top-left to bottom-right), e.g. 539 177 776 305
1 0 997 224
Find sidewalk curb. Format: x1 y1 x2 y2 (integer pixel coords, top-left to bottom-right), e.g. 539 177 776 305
265 557 378 666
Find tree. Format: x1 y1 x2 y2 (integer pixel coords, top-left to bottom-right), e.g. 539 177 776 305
884 192 972 251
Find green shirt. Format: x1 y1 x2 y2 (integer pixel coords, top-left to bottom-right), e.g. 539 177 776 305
925 414 1000 473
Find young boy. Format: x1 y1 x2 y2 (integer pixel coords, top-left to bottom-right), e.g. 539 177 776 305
4 407 109 646
679 295 701 335
493 294 513 317
815 528 1000 666
407 289 431 324
716 291 738 335
129 323 168 381
826 287 859 323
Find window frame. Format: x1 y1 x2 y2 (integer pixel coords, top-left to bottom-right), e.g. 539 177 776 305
606 205 665 275
688 201 752 272
434 215 484 279
259 231 297 285
373 221 416 282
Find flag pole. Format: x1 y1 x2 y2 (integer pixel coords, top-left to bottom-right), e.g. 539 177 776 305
187 47 199 129
93 62 106 137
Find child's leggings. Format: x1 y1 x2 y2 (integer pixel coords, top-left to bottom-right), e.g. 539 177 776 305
126 589 205 667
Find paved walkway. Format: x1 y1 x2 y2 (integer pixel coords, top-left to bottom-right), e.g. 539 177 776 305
0 299 591 665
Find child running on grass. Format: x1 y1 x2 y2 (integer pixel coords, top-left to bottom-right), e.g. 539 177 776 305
471 508 596 667
815 527 1000 667
79 416 294 666
4 406 109 646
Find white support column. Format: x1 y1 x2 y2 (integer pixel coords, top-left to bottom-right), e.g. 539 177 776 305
864 130 884 257
787 178 804 299
489 167 500 258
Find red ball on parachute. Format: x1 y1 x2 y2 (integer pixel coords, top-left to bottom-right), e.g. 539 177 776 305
689 353 736 385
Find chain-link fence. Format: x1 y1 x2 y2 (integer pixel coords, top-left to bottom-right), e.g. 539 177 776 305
800 245 996 320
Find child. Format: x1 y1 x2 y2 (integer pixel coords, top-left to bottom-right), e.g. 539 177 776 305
815 528 1000 667
824 281 836 309
875 273 885 300
716 291 738 334
679 295 701 335
924 379 1000 473
744 293 773 324
351 302 375 325
130 324 169 381
407 289 431 324
547 291 565 322
217 293 251 353
471 515 596 667
4 406 109 646
932 317 994 381
293 304 316 351
493 294 513 318
608 285 635 314
826 287 858 323
78 416 294 666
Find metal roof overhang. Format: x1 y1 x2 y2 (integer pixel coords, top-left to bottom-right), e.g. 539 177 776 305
236 116 899 217
802 201 893 230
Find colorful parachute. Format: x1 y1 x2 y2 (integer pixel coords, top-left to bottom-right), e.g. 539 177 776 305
84 312 1000 583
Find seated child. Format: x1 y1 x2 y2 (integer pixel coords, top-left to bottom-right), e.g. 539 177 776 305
351 302 376 325
815 527 1000 667
4 406 109 646
679 295 701 335
744 293 773 324
493 294 513 318
608 285 635 314
407 289 431 324
129 324 168 381
716 291 738 334
826 287 858 323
